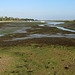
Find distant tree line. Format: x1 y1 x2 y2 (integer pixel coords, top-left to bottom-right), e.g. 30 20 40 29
0 16 35 21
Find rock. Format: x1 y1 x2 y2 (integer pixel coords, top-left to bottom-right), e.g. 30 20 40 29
64 67 69 69
61 60 64 61
48 62 50 64
45 66 49 69
0 57 2 59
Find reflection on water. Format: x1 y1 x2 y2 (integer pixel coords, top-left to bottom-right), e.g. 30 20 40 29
39 21 75 32
13 27 31 33
5 33 75 41
15 21 45 23
0 34 4 37
56 26 75 32
47 21 64 25
13 30 27 33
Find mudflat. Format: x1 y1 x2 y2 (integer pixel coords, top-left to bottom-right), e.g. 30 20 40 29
0 21 75 75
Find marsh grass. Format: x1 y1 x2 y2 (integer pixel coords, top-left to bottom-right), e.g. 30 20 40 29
0 27 23 34
0 22 75 75
0 44 75 75
57 21 75 30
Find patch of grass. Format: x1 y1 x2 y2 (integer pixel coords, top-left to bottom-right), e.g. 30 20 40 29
0 22 75 75
27 26 74 34
0 44 75 75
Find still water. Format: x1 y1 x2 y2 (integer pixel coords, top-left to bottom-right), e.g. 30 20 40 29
0 21 75 41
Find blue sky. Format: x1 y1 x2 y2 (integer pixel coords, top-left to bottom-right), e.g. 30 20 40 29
0 0 75 20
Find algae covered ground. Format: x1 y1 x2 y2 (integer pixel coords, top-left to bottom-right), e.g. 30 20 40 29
0 21 75 75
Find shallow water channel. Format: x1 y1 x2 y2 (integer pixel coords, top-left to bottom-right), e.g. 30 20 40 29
0 21 75 41
39 21 75 32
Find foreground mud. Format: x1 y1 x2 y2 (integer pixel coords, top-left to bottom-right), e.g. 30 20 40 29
0 37 75 47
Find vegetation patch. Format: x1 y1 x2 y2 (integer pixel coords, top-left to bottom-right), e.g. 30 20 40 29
0 45 75 75
57 21 75 30
0 22 75 75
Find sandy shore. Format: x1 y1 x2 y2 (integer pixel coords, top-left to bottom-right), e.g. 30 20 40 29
0 21 22 23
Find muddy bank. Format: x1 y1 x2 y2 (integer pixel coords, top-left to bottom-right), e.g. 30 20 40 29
0 37 75 47
26 26 75 34
56 21 75 30
0 21 75 47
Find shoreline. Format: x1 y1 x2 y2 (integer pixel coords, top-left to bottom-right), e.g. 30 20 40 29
0 20 41 23
0 21 23 23
56 21 75 30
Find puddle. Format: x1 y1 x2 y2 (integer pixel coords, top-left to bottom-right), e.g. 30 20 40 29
13 30 27 33
13 27 31 33
0 34 4 37
39 25 45 26
29 34 64 38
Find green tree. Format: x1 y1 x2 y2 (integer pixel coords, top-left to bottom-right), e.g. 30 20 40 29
5 16 8 20
0 17 3 21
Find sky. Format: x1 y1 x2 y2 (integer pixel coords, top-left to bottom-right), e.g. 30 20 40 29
0 0 75 20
